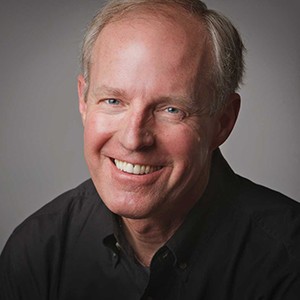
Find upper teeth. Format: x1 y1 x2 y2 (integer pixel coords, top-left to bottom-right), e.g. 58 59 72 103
114 159 161 175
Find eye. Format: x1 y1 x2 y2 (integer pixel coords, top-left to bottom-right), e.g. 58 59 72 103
165 107 181 114
105 99 120 105
165 106 186 119
97 98 125 114
156 105 187 122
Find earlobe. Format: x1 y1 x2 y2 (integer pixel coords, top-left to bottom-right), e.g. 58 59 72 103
78 75 87 125
212 93 241 149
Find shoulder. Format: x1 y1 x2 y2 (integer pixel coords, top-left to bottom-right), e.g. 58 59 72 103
0 179 109 298
236 175 300 223
235 175 300 261
13 179 100 235
24 178 98 217
1 179 107 260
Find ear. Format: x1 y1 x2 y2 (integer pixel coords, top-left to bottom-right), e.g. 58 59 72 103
78 74 87 125
211 93 240 150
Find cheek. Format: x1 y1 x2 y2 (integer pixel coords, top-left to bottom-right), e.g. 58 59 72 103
163 123 213 181
161 122 211 157
83 112 117 154
179 138 209 170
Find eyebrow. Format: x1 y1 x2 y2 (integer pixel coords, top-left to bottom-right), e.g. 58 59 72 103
158 96 195 109
93 85 126 98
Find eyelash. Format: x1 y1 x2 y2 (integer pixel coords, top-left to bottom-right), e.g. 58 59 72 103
165 107 180 114
105 99 120 105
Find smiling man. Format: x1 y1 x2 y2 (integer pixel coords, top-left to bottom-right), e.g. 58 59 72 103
1 1 300 299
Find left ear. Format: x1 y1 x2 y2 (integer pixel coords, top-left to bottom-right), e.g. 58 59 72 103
211 93 240 150
78 74 88 126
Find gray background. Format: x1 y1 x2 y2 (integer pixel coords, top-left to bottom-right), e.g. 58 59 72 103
1 0 299 251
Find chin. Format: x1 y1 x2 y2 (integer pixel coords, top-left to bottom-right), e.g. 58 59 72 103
103 197 156 220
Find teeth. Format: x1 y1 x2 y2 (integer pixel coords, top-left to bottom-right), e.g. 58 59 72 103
145 166 150 174
125 163 133 173
114 159 162 175
133 165 141 174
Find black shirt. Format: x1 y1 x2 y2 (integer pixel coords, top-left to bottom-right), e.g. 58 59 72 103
1 150 300 299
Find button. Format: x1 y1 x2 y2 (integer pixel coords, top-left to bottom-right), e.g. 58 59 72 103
115 242 121 250
178 262 187 270
111 252 119 268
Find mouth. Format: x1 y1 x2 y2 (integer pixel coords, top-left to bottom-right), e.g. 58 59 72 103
113 159 163 175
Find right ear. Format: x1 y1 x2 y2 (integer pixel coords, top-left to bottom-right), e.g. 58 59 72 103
78 74 87 125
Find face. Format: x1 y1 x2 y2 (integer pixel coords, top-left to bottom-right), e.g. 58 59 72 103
79 9 230 222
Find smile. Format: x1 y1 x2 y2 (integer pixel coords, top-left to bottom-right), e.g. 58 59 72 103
114 159 162 175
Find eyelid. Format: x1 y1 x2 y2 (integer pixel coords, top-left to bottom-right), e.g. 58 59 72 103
166 104 187 113
155 105 188 121
104 98 120 105
165 106 182 113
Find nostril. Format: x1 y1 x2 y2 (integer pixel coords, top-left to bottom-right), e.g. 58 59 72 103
119 126 155 151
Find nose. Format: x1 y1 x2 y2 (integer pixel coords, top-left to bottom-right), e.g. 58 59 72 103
118 111 154 151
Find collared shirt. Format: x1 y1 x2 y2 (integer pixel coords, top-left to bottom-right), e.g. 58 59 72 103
1 150 300 299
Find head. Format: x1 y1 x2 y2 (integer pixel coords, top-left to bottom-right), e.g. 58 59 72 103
78 0 245 223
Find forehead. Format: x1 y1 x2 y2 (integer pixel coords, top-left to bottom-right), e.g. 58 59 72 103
93 4 210 63
89 5 213 101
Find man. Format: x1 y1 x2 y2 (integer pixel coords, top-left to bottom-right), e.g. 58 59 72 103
1 0 299 299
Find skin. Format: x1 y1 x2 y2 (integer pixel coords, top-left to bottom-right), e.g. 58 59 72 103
78 7 240 266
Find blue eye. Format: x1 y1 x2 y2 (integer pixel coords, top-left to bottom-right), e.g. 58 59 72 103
105 99 120 105
166 107 180 114
159 106 187 121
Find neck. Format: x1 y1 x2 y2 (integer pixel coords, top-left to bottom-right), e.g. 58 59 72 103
122 216 183 267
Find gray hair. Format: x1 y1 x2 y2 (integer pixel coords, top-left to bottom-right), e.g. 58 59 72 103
80 0 246 113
